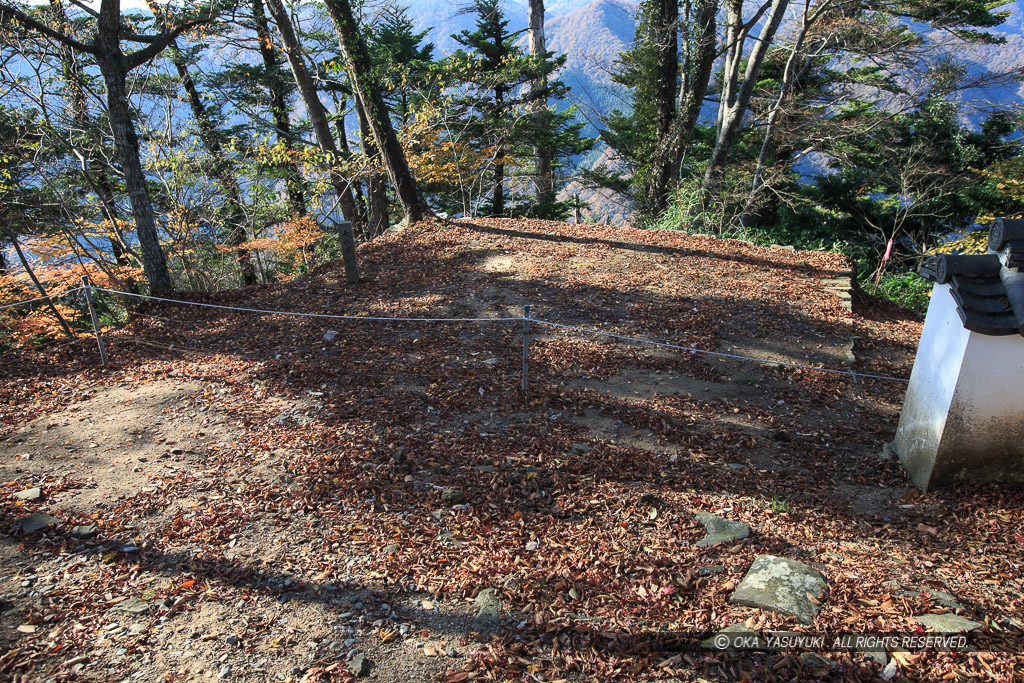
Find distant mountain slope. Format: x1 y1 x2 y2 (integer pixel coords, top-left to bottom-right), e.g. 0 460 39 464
544 1 634 119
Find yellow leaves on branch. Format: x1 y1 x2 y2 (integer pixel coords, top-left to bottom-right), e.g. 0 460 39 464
978 157 1024 207
399 104 502 185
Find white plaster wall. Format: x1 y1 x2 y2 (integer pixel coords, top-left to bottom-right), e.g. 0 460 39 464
893 284 970 488
953 333 1024 419
933 328 1024 484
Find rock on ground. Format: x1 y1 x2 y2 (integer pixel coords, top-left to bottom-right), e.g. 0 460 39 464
18 512 58 533
914 613 983 632
473 588 500 626
694 512 750 547
729 555 827 624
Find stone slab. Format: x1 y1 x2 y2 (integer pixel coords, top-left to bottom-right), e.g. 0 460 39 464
694 512 750 548
113 598 150 614
729 555 827 624
914 613 982 633
18 512 58 534
13 487 42 501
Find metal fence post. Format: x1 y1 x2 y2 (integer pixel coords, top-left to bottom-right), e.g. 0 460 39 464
81 276 108 367
521 304 530 393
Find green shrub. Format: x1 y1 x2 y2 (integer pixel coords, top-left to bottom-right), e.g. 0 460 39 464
867 271 932 313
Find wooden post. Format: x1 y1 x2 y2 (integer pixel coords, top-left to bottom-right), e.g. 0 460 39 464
336 220 360 283
81 276 108 367
521 304 530 394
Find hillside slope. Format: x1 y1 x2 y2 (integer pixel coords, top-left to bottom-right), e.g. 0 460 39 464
2 220 1021 682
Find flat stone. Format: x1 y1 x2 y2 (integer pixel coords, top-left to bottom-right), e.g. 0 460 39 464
913 613 982 633
347 653 370 677
441 488 466 504
113 598 150 614
694 512 750 547
729 555 827 624
18 512 58 534
217 664 232 679
382 543 401 555
698 564 726 577
473 588 500 626
471 465 497 473
70 524 98 539
899 587 963 610
323 330 340 342
13 487 42 501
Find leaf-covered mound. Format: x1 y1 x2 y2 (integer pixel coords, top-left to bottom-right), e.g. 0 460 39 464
1 219 1020 682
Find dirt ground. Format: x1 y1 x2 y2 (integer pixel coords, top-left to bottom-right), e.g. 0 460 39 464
1 219 1021 682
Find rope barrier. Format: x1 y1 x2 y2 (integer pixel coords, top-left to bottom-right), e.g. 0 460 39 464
84 286 909 384
92 287 521 322
0 286 83 311
530 318 909 383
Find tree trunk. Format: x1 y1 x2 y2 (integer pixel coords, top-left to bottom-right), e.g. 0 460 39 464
353 97 389 238
320 0 426 224
652 0 679 146
50 0 134 273
172 47 256 286
328 94 368 225
646 0 716 215
94 48 173 291
252 0 307 217
740 2 814 227
265 0 359 281
527 0 553 206
701 0 790 200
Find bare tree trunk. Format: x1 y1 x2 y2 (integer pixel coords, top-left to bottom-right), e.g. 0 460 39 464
252 0 307 217
328 93 368 225
353 97 389 237
740 0 816 228
527 0 553 207
172 47 256 286
49 0 134 273
701 0 790 201
11 235 75 339
646 0 716 215
94 48 173 291
492 83 506 216
265 0 359 282
320 0 426 224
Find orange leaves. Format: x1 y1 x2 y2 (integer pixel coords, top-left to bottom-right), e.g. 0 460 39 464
232 215 326 276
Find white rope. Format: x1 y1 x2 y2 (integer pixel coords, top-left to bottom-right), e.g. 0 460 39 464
0 287 83 311
530 318 910 383
92 287 521 322
88 286 908 383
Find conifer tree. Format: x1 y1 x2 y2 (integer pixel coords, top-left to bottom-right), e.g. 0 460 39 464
450 0 590 217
